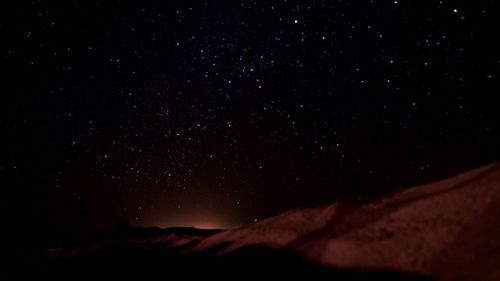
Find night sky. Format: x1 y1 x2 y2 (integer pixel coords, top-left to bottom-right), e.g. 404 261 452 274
1 1 499 244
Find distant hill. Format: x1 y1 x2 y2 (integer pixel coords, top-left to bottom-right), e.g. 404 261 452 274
193 161 500 281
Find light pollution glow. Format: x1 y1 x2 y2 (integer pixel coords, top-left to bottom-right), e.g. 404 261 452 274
144 209 237 230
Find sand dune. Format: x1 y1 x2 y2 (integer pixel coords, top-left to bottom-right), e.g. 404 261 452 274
191 162 500 281
6 163 500 280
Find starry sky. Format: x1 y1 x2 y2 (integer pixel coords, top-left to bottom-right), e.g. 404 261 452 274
1 0 499 244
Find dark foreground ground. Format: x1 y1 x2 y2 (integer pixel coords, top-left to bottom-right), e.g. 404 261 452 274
1 227 432 280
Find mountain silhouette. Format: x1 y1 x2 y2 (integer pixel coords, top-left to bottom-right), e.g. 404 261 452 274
3 162 500 280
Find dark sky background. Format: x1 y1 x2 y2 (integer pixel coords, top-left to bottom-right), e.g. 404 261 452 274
1 0 499 246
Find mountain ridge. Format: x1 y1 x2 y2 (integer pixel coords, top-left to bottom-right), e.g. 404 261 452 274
190 161 500 281
4 162 500 280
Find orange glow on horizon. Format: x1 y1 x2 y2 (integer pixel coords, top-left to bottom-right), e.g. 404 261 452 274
146 209 235 230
